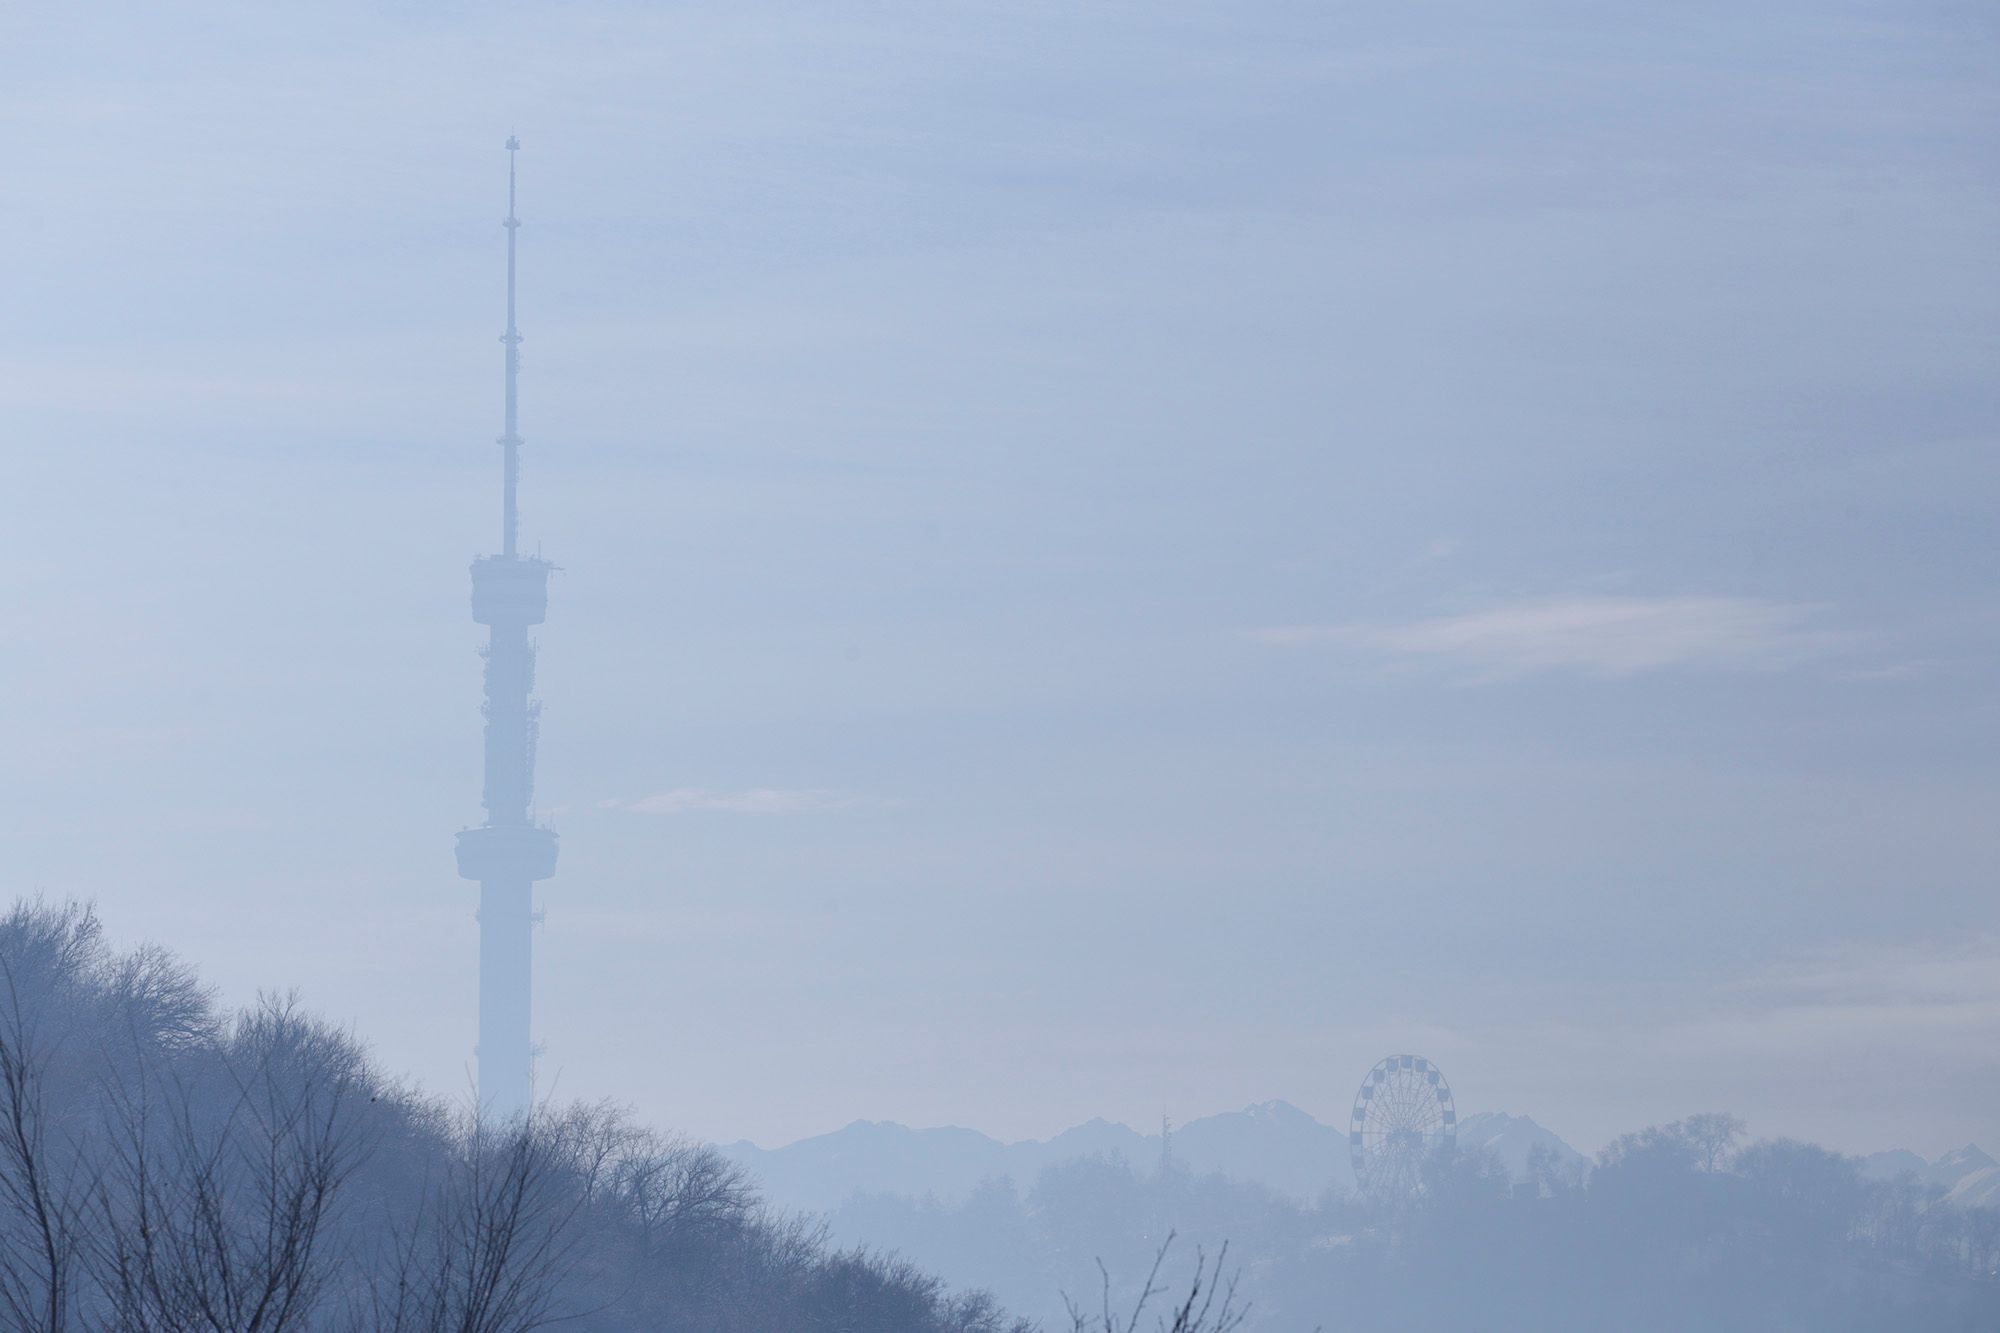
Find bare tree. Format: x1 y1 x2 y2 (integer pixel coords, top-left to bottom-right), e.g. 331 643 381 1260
371 1111 587 1333
943 1287 1035 1333
611 1133 753 1250
1681 1113 1746 1174
1065 1233 1252 1333
0 937 94 1331
101 943 216 1054
96 996 368 1332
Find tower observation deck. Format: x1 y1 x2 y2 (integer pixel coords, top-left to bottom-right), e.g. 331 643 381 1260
455 136 557 1121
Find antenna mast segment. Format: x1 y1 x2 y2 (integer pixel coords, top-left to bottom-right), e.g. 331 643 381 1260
501 134 522 558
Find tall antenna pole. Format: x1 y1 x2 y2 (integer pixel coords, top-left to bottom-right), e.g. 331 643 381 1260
501 134 522 558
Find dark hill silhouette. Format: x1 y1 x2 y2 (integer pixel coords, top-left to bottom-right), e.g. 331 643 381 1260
0 899 1027 1333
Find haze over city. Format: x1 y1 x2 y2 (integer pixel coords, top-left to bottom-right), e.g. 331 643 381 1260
6 0 1996 1179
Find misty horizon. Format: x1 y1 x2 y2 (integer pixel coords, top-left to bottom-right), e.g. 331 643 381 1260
6 0 1996 1241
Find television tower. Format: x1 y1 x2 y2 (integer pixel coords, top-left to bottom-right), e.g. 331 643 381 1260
455 136 557 1121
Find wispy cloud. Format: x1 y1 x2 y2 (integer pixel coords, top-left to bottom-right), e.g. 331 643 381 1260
1255 595 1840 679
1835 659 1951 684
600 788 866 816
1721 938 2000 1017
1640 938 2000 1074
0 357 324 413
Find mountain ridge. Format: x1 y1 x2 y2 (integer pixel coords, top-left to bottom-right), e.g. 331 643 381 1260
716 1100 1587 1213
1861 1143 2000 1208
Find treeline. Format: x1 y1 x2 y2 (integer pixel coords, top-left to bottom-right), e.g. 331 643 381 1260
835 1116 2000 1331
12 894 1994 1332
0 900 1029 1332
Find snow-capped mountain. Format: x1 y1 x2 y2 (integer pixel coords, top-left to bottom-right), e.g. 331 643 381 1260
1457 1111 1591 1182
1859 1143 1997 1205
1929 1144 1997 1191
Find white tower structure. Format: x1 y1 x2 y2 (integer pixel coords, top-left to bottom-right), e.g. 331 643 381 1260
455 137 557 1121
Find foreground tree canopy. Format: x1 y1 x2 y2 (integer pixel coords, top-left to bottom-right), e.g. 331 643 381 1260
0 900 1028 1333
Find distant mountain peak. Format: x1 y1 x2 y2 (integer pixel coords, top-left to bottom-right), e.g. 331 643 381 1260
1455 1111 1589 1179
1859 1149 1928 1182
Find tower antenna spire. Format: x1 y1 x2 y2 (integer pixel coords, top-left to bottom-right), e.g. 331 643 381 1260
501 134 522 558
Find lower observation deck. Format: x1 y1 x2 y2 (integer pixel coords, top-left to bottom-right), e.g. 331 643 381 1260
456 823 559 882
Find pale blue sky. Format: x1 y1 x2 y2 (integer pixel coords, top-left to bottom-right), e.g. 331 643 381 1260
3 1 1996 1155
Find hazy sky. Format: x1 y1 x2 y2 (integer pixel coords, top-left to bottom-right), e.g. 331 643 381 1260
4 1 1997 1157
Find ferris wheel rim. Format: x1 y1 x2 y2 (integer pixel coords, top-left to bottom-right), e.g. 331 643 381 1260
1348 1053 1457 1195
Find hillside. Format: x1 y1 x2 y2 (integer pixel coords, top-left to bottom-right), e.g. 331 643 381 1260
0 900 1026 1333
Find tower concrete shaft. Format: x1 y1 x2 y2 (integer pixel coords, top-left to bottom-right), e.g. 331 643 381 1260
455 136 557 1122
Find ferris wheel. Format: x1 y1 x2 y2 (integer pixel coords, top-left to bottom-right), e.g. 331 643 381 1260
1349 1054 1456 1198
